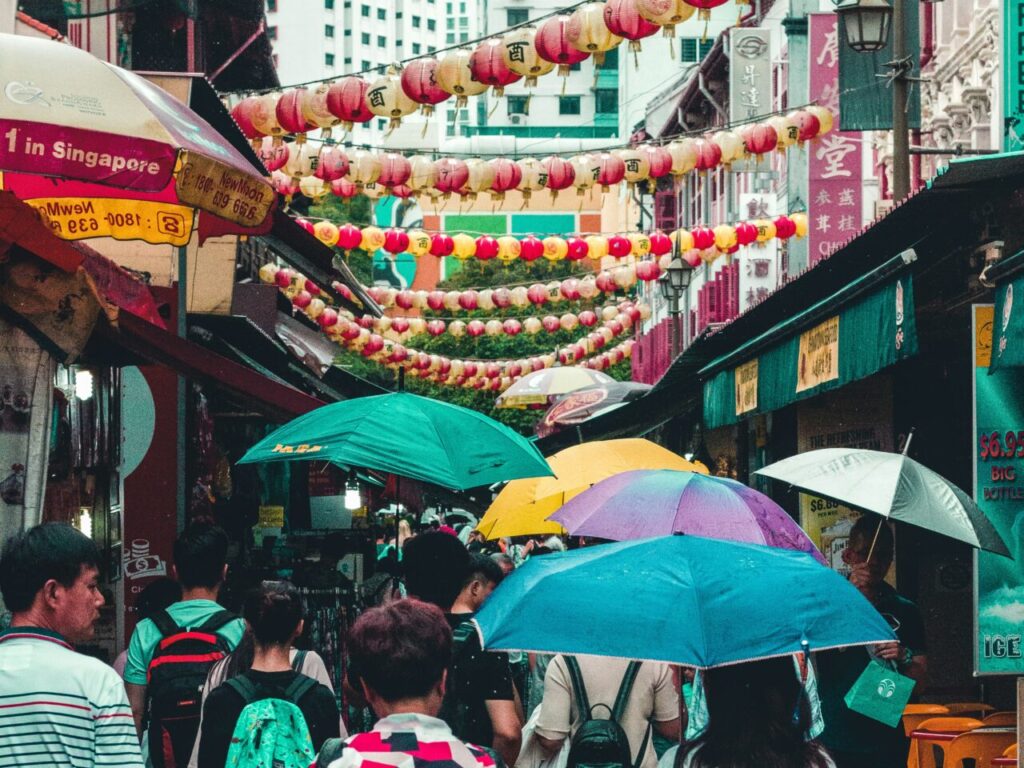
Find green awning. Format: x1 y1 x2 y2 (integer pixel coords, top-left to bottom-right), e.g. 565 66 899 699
702 276 918 429
991 276 1024 372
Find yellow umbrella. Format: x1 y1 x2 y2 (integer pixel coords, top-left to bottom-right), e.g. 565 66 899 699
477 438 708 540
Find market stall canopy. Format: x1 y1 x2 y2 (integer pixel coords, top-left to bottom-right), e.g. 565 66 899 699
0 33 276 246
0 190 82 272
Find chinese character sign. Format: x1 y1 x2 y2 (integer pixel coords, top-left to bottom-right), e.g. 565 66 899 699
738 193 778 312
809 14 862 267
729 29 772 123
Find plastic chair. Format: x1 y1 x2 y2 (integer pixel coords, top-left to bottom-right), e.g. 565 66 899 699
984 712 1017 727
904 705 952 736
942 729 1016 768
945 702 997 717
914 717 985 768
1004 744 1019 758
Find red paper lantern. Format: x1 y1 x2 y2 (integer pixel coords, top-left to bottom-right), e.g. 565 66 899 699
789 109 821 143
560 278 582 300
378 153 412 188
231 96 265 142
388 344 408 363
742 122 778 157
735 222 758 246
256 137 289 172
489 157 523 202
774 215 797 239
395 290 415 309
400 58 450 116
543 156 576 198
603 0 659 57
641 144 673 181
596 272 617 292
427 320 446 336
485 363 501 379
392 318 411 334
693 138 722 172
276 89 312 139
636 259 662 281
435 158 470 198
271 171 300 199
542 315 561 333
607 235 631 258
566 236 590 261
475 235 499 261
467 320 486 337
691 226 715 250
527 284 549 305
469 40 522 97
390 184 414 199
595 152 627 193
314 145 349 181
336 223 362 252
383 228 410 254
295 218 315 235
331 178 359 199
492 288 512 308
304 278 321 294
326 77 373 130
317 307 339 328
464 362 479 377
430 233 455 257
292 290 312 309
503 319 523 336
426 291 445 310
520 235 545 262
683 0 728 22
459 290 479 310
535 15 591 77
649 231 672 256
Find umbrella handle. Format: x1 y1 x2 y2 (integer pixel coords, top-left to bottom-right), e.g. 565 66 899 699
865 517 884 564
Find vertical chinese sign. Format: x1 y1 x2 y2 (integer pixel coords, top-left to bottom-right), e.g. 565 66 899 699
972 304 1024 673
729 28 772 123
808 14 863 267
1005 0 1024 151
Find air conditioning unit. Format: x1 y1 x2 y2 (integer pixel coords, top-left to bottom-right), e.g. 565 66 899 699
508 113 527 125
874 199 894 218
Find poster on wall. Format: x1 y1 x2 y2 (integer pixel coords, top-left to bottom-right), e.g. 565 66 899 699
972 304 1024 674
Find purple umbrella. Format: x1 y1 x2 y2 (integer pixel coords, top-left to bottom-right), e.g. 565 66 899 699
549 469 827 564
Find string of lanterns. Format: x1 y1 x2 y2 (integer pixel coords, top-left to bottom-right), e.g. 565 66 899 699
294 212 808 265
258 110 832 203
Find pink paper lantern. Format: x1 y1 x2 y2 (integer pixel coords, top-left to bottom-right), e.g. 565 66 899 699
400 57 450 116
475 235 499 261
326 77 373 130
535 15 591 77
566 236 590 261
520 235 545 262
469 40 523 97
430 233 455 257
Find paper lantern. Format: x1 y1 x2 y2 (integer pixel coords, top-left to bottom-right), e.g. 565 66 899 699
524 317 543 334
753 218 777 243
284 141 318 179
640 144 673 184
682 248 703 267
543 156 576 200
566 236 590 261
258 263 279 284
791 212 808 238
429 233 454 258
649 230 672 256
400 57 449 116
337 223 363 252
542 236 569 263
488 158 523 203
478 289 495 311
560 313 580 332
407 230 431 257
635 260 661 281
271 171 300 199
467 320 486 337
503 319 523 336
299 83 340 138
502 26 555 87
408 318 427 335
475 235 499 261
231 96 265 143
561 278 582 300
427 320 447 337
569 153 602 197
250 93 286 141
741 122 778 158
767 114 799 149
484 320 504 336
426 290 445 310
408 155 439 193
691 226 715 250
346 149 382 187
666 138 699 176
492 287 512 308
331 178 359 199
460 158 497 201
366 71 418 130
567 2 623 66
276 88 312 141
435 158 470 198
298 176 328 202
625 232 649 257
579 310 598 327
458 290 479 310
520 235 545 262
452 233 477 260
683 0 729 23
608 234 632 258
585 234 609 260
496 236 522 263
603 0 659 61
528 284 549 305
470 39 522 97
805 105 834 136
307 298 326 319
309 221 337 247
443 290 462 311
693 138 722 172
314 145 349 182
327 76 373 131
713 224 737 251
510 286 530 306
636 0 696 36
383 228 410 254
774 215 797 240
360 226 386 253
735 221 758 246
517 157 549 202
542 315 561 333
436 48 488 108
378 152 412 188
448 320 466 337
395 290 416 310
615 147 650 191
535 14 591 77
712 130 745 167
788 109 821 143
256 137 289 172
596 152 626 192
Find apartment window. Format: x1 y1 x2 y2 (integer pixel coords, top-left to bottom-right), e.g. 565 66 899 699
507 95 528 115
377 119 387 130
266 0 277 11
377 7 386 18
427 18 435 30
378 35 386 46
558 96 581 115
446 32 455 43
361 4 370 15
459 2 465 11
428 45 436 52
361 32 370 43
325 24 335 36
446 2 452 11
459 16 467 27
344 28 351 35
267 25 277 39
344 57 352 64
361 59 371 70
506 7 529 25
325 52 336 66
325 0 335 7
680 38 697 62
447 16 454 29
460 31 468 41
595 88 616 113
412 42 422 53
699 39 714 57
412 14 421 26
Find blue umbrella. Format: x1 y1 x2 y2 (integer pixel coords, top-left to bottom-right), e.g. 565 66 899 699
474 535 895 668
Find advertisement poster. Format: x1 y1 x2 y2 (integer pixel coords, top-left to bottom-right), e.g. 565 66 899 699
735 359 759 416
972 304 1024 674
796 316 840 393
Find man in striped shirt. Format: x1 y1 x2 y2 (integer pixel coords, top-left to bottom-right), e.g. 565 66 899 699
0 523 144 768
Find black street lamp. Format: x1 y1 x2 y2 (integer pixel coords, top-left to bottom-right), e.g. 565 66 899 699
835 0 893 52
658 255 694 359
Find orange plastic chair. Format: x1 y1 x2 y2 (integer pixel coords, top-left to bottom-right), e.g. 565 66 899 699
904 705 952 736
984 712 1017 727
1004 744 1019 758
945 702 996 717
941 729 1015 768
913 717 985 768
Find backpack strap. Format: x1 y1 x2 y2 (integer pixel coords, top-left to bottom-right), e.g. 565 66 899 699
196 609 237 633
292 650 308 672
610 661 642 722
284 674 318 704
225 675 261 705
563 656 593 722
148 609 181 639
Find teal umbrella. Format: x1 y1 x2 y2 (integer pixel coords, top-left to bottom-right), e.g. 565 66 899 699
238 392 553 490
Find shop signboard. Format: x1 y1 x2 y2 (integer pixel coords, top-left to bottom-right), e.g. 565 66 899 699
737 193 778 312
972 304 1024 674
1004 0 1024 151
728 28 772 173
796 316 839 393
735 359 759 416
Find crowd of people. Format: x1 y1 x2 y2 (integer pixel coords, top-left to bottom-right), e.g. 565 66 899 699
0 514 926 768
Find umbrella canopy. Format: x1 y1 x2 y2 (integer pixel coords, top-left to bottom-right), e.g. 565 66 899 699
496 368 614 409
0 33 275 245
755 448 1010 556
549 469 826 564
238 392 553 491
474 535 896 668
535 381 652 438
475 439 707 540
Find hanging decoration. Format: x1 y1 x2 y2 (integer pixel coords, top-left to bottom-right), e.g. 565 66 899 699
366 69 418 131
535 14 591 79
400 58 450 117
566 1 623 66
603 0 660 64
469 39 523 98
502 26 555 87
635 0 697 37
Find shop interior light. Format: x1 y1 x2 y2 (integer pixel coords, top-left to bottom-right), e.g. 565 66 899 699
344 482 361 510
77 508 93 538
75 370 94 401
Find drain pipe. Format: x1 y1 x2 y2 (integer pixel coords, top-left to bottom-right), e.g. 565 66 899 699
912 2 935 191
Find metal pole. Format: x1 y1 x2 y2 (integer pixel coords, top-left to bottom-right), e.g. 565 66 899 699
176 245 187 532
891 0 910 201
669 299 680 359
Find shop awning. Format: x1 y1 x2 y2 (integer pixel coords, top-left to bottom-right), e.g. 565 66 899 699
701 268 918 429
0 192 83 273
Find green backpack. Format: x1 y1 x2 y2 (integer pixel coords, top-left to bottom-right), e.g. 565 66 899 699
224 674 318 768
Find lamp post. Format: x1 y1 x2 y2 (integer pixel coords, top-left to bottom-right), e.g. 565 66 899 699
835 0 909 201
658 255 694 359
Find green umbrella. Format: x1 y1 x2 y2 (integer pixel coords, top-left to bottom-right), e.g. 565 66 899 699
238 392 553 490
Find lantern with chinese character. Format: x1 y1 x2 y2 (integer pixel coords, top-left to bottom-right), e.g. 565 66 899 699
231 96 265 145
520 235 545 262
435 158 470 199
596 152 626 191
640 144 673 190
327 76 373 131
496 235 522 263
791 212 808 238
567 2 623 67
400 58 450 117
585 235 609 261
378 153 412 189
741 122 778 159
635 0 696 37
693 137 722 173
542 236 569 263
712 130 745 167
629 232 652 257
488 158 523 202
437 49 489 109
250 93 286 142
570 153 602 197
788 109 821 144
366 72 418 131
753 218 777 243
535 14 591 77
767 114 799 150
276 88 313 142
460 158 497 201
346 149 382 188
256 136 289 172
314 145 349 182
470 39 522 98
517 157 549 202
805 105 834 136
615 147 650 191
360 226 386 252
300 83 340 138
603 0 659 63
284 141 318 180
502 26 554 87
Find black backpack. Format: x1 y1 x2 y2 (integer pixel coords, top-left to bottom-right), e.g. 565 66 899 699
438 619 478 740
564 657 649 768
145 608 237 768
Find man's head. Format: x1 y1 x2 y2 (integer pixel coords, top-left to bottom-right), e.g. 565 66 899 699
402 530 470 610
490 552 514 577
843 515 894 583
457 553 504 612
172 521 229 591
0 523 103 642
348 599 452 712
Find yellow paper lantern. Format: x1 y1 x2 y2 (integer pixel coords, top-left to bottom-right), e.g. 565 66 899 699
628 232 651 257
449 320 467 337
360 225 386 252
365 71 418 130
485 319 504 336
407 155 439 194
251 93 286 140
497 235 522 263
672 228 695 251
407 229 431 257
452 233 477 260
601 305 619 321
560 313 579 332
436 49 489 108
300 83 339 137
502 26 554 87
314 220 340 246
478 289 495 310
298 175 329 202
613 264 637 289
346 149 382 187
461 157 497 200
712 130 745 166
285 142 319 179
791 212 808 238
805 105 834 136
635 0 696 36
258 263 279 283
444 290 462 311
667 138 698 176
510 286 530 307
306 298 326 319
767 115 799 150
517 157 548 202
408 317 427 335
585 235 609 261
713 224 737 251
615 147 650 190
566 2 623 66
524 317 543 334
569 153 601 196
579 275 599 298
754 219 777 243
543 236 569 263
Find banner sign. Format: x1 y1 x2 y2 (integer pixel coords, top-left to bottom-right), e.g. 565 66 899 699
735 359 759 416
1005 0 1024 150
729 28 772 123
973 304 1024 674
796 316 840 393
808 14 864 267
23 196 193 246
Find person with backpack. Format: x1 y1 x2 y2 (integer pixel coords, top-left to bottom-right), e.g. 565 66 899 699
197 580 340 768
535 655 680 768
124 521 246 768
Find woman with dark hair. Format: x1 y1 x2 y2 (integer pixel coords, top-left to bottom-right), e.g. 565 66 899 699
677 657 835 768
196 581 340 768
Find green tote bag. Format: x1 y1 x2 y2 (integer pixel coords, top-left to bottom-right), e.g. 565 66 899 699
843 658 916 727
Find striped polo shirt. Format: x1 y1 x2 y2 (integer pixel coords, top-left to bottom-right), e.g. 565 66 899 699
0 627 144 768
